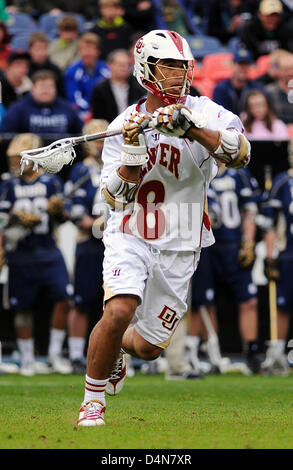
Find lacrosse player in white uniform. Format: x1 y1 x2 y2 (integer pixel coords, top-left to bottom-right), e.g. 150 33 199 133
77 29 251 426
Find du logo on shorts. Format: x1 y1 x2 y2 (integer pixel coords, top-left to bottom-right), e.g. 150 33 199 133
158 305 179 331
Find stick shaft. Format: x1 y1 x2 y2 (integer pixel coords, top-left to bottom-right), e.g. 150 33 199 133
269 280 278 341
72 127 123 145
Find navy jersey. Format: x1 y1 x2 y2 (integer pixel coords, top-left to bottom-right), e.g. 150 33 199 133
0 173 64 262
65 159 104 222
261 170 293 252
209 167 261 243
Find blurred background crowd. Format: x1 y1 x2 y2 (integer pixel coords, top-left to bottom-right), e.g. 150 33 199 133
0 0 293 379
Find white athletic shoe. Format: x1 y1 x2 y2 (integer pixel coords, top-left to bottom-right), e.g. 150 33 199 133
106 352 127 395
77 400 106 426
20 362 36 376
20 361 52 376
49 356 73 374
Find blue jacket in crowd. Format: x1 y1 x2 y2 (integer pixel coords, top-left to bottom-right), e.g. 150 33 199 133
0 93 84 136
64 59 110 114
212 78 264 116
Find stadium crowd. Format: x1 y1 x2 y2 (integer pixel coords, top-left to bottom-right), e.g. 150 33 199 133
0 0 293 380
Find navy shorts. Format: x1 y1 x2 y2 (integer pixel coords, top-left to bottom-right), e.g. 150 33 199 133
191 247 215 309
277 251 293 312
73 238 104 311
211 243 257 303
8 251 71 310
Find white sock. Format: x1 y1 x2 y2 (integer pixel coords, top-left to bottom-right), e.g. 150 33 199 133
48 328 66 358
68 337 85 361
83 375 108 406
186 335 201 354
277 339 286 353
17 338 34 365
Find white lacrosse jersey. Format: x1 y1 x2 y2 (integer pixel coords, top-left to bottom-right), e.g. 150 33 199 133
101 95 244 252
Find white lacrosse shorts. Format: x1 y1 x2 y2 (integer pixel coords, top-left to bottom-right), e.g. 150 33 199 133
102 232 200 349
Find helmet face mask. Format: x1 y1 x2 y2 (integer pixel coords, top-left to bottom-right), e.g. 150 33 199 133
134 30 194 105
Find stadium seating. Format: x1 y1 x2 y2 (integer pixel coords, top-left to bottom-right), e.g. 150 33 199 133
37 12 87 40
10 33 31 51
185 35 224 60
201 52 233 82
192 77 215 98
248 54 271 79
6 12 38 36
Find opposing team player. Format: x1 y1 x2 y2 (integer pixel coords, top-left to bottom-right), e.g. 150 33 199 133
188 165 262 373
77 29 251 426
0 134 72 376
261 158 293 374
66 119 109 374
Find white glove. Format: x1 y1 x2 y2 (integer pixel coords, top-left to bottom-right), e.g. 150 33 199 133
121 112 150 166
151 104 208 138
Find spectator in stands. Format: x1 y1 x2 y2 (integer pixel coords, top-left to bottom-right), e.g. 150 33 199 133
241 89 289 140
256 48 292 86
121 0 156 33
91 49 146 123
6 0 98 21
238 0 293 61
0 50 32 110
1 69 83 135
49 16 80 72
90 0 134 61
160 0 192 37
207 0 257 45
212 48 264 115
28 31 65 97
265 51 293 124
0 20 11 70
64 32 110 121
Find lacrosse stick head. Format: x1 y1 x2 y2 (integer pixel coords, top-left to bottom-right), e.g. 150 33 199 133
20 138 76 174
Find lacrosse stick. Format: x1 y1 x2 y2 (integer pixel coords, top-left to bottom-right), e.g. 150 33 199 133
199 306 251 375
260 165 288 376
20 127 145 174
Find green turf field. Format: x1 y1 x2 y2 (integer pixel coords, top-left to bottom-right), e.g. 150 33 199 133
0 371 293 449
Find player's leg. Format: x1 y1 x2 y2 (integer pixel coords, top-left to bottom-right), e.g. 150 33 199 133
44 251 73 373
68 239 105 373
186 248 216 372
8 263 50 375
228 255 260 373
68 307 88 374
78 294 141 426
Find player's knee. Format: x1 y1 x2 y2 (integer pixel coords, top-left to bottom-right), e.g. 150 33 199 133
141 347 162 361
105 300 137 334
135 338 163 360
14 310 33 329
242 297 257 309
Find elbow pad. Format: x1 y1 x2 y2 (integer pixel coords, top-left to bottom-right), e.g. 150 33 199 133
102 168 140 210
212 130 251 168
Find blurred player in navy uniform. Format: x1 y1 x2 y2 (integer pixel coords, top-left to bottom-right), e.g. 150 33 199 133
187 164 262 373
261 152 293 374
0 134 73 376
66 120 109 374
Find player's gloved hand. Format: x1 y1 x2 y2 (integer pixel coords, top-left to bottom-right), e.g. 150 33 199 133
47 195 64 217
238 240 255 268
10 209 42 229
213 131 251 169
264 257 280 281
151 104 208 138
121 112 151 166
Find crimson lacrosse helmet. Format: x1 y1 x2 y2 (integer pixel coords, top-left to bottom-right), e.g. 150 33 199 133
133 30 195 105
